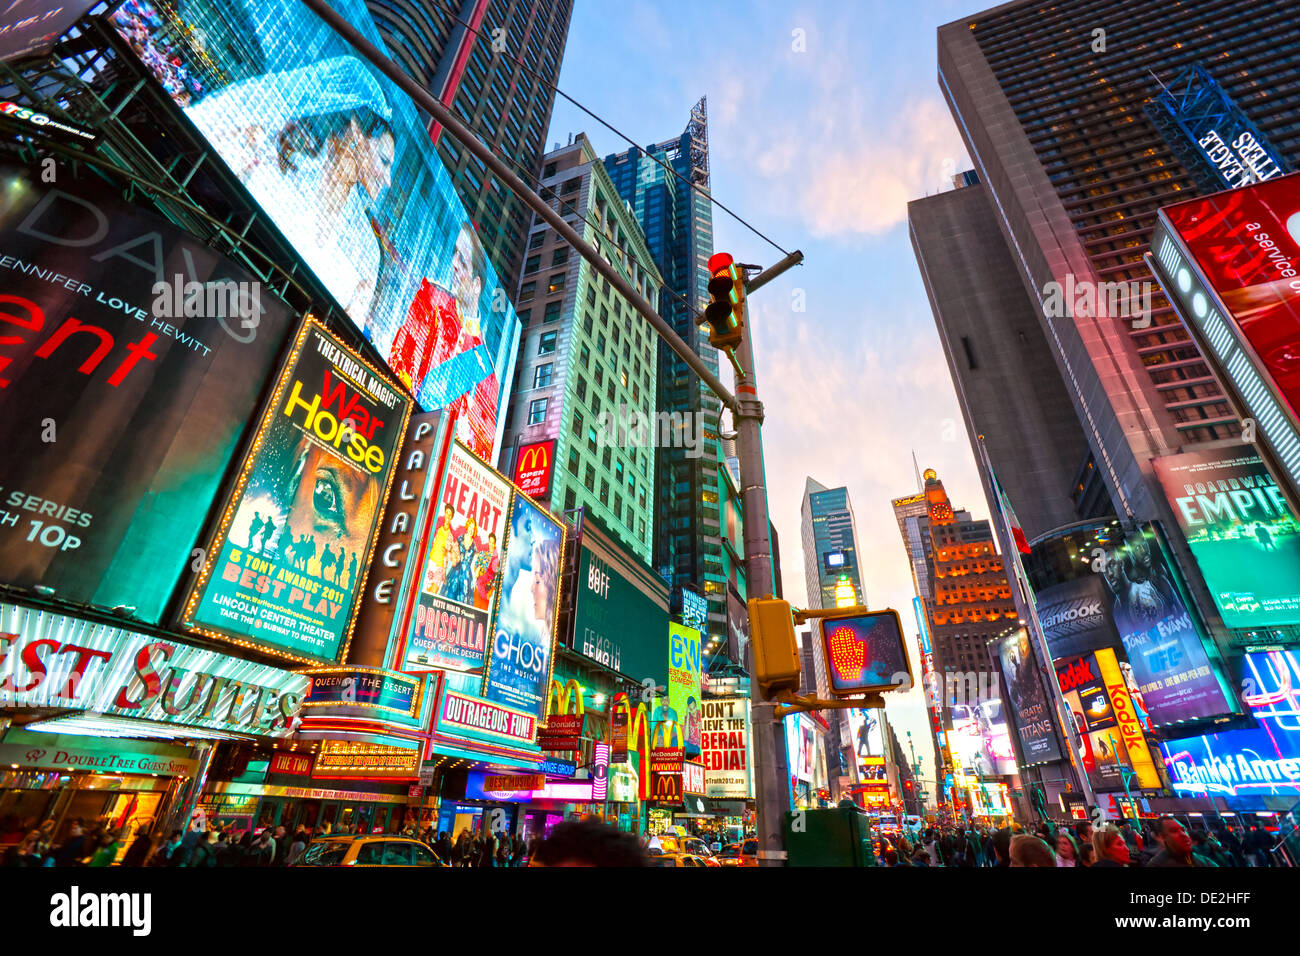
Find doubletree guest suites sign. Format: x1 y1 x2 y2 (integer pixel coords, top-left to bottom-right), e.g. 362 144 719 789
0 602 306 736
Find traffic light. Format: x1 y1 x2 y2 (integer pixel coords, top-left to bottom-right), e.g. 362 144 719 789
747 597 800 694
701 252 745 351
816 608 913 698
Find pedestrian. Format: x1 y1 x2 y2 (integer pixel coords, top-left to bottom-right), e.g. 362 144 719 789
250 828 277 866
272 825 290 865
1009 834 1056 867
511 834 526 867
477 827 497 868
454 830 472 867
285 829 308 866
1079 843 1095 867
528 820 647 867
189 831 218 867
910 847 931 867
53 820 89 867
436 831 453 863
84 830 120 867
1146 816 1214 867
495 832 512 867
213 830 236 867
1055 831 1080 867
120 827 155 867
156 830 186 866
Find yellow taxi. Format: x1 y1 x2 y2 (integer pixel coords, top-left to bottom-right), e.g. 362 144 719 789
295 835 446 867
653 833 721 867
646 849 710 868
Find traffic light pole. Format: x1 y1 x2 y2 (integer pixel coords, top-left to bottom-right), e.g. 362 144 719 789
304 0 803 864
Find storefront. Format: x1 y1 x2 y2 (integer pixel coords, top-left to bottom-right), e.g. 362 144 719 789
0 602 309 857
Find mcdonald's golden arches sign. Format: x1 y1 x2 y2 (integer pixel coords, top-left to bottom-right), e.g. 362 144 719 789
513 439 556 500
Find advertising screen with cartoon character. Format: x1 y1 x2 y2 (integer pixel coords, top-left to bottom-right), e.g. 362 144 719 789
111 0 521 462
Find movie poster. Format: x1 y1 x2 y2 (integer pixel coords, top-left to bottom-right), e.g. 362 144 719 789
1056 651 1162 792
403 441 509 673
0 165 293 622
996 628 1063 764
183 319 410 663
1095 525 1232 725
110 0 522 462
1153 449 1300 627
483 493 563 720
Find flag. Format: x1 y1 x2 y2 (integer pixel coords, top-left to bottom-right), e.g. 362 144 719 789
990 468 1031 555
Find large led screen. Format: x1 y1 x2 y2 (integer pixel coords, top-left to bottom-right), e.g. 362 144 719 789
0 165 293 622
111 0 521 462
1153 449 1300 627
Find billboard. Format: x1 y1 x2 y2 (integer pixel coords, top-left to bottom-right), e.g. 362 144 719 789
1035 575 1118 661
0 0 97 62
1151 172 1300 500
483 492 564 721
1152 449 1300 627
512 439 555 502
0 166 293 623
1056 649 1163 792
111 0 522 462
666 623 703 756
1097 525 1234 726
182 319 410 664
403 441 509 673
845 707 883 768
1161 648 1300 806
700 697 752 799
572 542 669 688
996 628 1063 765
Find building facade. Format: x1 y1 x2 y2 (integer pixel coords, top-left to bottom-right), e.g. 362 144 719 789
366 0 573 292
604 99 727 644
500 134 663 563
800 478 866 612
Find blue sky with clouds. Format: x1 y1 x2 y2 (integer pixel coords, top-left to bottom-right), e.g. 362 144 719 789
546 0 1000 785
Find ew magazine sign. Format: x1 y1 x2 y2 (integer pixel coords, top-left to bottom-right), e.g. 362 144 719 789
182 319 410 664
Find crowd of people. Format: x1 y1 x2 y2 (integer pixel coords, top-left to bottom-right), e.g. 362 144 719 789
877 816 1285 868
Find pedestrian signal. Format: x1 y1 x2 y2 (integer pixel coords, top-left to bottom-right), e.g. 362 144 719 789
748 597 800 694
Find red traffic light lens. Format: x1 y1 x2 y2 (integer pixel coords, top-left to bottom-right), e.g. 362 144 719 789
707 252 734 273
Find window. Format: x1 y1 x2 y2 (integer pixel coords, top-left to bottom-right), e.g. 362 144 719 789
620 369 629 388
586 284 596 307
409 843 437 866
594 366 603 387
580 344 590 367
538 331 557 354
562 177 580 194
552 247 569 267
583 313 594 334
596 333 607 353
584 465 596 491
548 273 566 294
544 300 562 323
564 488 576 511
615 461 624 484
528 398 548 425
519 281 535 301
517 309 530 327
543 162 556 177
529 230 545 249
601 447 611 469
575 376 587 401
599 479 609 504
533 363 553 389
567 447 579 475
382 842 415 866
524 254 540 273
572 411 583 437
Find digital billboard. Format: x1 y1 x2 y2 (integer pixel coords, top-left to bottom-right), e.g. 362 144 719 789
572 540 669 688
947 698 1018 777
1097 525 1234 725
1056 649 1163 793
996 628 1063 765
1153 449 1300 627
1150 172 1300 501
482 492 563 721
111 0 522 462
183 319 410 664
666 623 703 756
1161 648 1300 807
0 166 293 623
403 441 509 673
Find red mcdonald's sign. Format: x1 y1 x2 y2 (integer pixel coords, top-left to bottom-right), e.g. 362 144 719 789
513 439 556 500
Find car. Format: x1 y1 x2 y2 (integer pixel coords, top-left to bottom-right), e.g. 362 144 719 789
295 835 446 867
715 843 743 867
646 850 710 867
678 836 722 867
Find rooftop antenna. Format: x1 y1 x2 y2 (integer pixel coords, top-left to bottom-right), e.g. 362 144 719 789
912 450 923 492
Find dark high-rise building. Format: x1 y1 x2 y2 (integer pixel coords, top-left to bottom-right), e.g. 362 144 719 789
366 0 573 292
936 0 1300 526
605 99 726 643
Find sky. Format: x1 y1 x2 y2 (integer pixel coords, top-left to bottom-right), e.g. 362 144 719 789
546 0 999 791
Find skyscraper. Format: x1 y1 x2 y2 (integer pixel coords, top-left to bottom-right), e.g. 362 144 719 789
499 134 662 561
801 478 866 612
366 0 573 292
605 99 726 642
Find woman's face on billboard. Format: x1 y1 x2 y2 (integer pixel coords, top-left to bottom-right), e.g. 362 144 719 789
288 440 375 556
338 119 394 202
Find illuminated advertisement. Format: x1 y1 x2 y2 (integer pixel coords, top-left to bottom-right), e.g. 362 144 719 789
301 666 421 720
314 740 419 778
1035 575 1119 661
1098 525 1233 725
996 628 1063 765
1161 649 1300 806
183 319 409 664
817 610 910 695
0 0 97 61
0 166 293 623
512 439 555 502
701 697 752 799
1150 172 1300 498
666 623 703 755
111 0 522 461
947 699 1017 777
1056 649 1162 792
483 493 563 720
0 601 306 737
404 441 509 673
437 686 537 747
1153 449 1300 626
573 543 668 687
